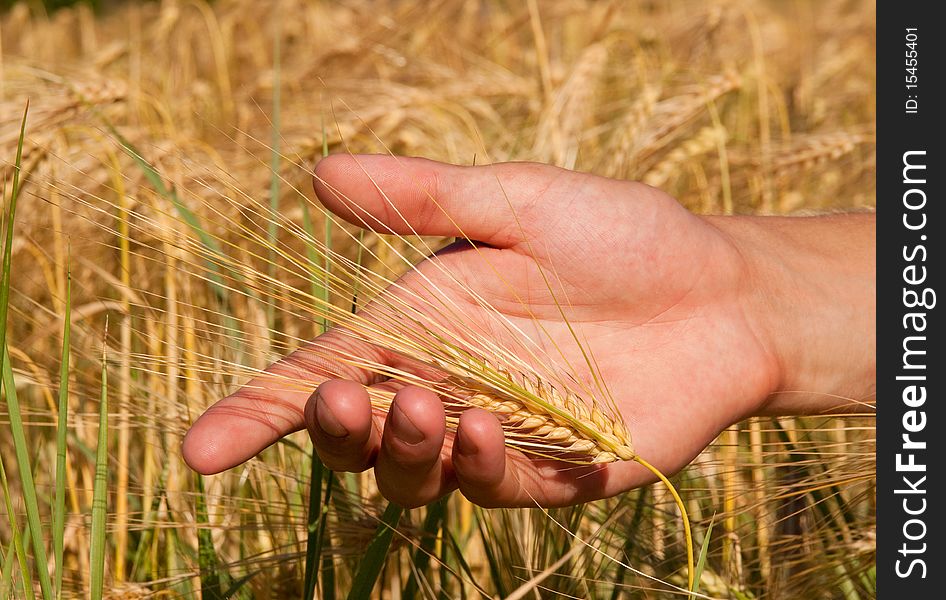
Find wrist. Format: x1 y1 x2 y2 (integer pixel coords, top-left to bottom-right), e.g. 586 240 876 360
707 213 876 415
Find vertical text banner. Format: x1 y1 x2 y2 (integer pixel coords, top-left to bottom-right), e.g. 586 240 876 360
878 1 941 596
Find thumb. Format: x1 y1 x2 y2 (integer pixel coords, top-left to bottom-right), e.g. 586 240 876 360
312 154 559 248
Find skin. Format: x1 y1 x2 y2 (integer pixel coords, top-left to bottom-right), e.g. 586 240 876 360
182 155 875 509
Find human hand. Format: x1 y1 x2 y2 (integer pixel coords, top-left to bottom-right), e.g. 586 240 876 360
183 155 875 508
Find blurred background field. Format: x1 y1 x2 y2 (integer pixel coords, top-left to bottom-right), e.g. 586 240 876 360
0 0 874 598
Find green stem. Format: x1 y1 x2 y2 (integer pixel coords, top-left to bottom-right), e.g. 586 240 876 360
633 455 694 592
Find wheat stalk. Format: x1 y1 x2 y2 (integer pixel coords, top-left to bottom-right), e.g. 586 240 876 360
643 125 727 189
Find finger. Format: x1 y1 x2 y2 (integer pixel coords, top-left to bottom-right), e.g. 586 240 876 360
312 154 566 248
451 408 531 507
374 386 455 508
182 330 390 475
305 379 381 472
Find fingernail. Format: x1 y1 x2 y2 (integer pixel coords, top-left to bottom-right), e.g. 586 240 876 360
316 393 348 438
455 426 477 457
390 403 425 445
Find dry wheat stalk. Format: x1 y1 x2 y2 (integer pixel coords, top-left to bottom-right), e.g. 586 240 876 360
535 42 609 166
624 73 740 177
604 85 660 178
770 132 869 174
643 125 726 189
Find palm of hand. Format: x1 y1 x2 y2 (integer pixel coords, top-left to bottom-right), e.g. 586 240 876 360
391 172 776 504
184 156 777 508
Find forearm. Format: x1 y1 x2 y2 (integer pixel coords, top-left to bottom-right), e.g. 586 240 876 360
709 212 876 415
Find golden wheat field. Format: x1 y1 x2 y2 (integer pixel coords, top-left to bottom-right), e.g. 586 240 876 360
0 0 875 598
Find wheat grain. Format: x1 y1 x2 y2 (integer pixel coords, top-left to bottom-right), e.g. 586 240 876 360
535 42 609 167
604 85 660 178
771 132 869 174
643 125 726 189
436 360 635 464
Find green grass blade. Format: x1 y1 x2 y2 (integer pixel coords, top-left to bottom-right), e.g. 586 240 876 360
299 113 334 600
7 101 27 206
52 270 71 600
195 474 224 600
1 538 16 597
165 527 194 598
402 497 446 600
220 570 259 598
302 115 341 599
318 473 336 600
302 456 324 600
106 126 215 249
444 529 478 597
2 347 54 600
475 516 506 598
0 454 33 596
438 508 450 596
0 102 28 372
303 461 337 600
610 488 649 600
98 120 241 309
99 117 249 361
690 514 716 596
346 503 403 600
89 339 109 600
0 103 34 598
17 523 35 598
129 471 167 581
